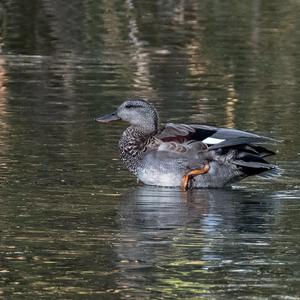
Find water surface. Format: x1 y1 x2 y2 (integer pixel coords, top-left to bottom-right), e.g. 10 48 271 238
0 0 300 298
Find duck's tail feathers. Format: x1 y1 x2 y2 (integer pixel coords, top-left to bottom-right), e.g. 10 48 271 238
258 165 283 178
233 152 280 178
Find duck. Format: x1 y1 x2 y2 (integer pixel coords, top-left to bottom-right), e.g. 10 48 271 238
96 99 279 190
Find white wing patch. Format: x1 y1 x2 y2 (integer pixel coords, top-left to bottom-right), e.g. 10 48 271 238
202 137 225 144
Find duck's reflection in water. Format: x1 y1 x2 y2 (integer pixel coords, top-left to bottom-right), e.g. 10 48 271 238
115 186 280 296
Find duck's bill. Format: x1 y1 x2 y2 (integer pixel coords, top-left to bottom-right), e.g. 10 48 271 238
95 112 120 123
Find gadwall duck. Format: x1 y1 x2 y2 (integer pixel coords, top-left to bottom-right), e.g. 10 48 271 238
96 99 279 190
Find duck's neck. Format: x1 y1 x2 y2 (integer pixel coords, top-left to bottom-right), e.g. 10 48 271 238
119 126 156 174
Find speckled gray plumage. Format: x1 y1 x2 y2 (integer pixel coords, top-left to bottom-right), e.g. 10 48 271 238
119 126 157 175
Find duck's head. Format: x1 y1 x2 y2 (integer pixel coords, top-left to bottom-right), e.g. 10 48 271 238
96 99 159 133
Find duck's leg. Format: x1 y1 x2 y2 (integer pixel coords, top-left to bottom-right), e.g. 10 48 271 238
181 162 210 191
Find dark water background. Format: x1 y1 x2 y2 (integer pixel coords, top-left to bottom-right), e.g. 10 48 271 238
0 0 300 298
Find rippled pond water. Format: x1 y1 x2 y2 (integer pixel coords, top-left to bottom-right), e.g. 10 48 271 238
0 0 300 298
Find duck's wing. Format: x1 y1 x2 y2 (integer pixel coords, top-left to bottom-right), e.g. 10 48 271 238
156 123 278 157
154 123 280 177
156 123 216 144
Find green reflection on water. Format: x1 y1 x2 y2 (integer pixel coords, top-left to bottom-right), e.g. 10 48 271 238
0 0 299 299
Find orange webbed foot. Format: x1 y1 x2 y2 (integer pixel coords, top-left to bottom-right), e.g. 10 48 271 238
181 161 210 191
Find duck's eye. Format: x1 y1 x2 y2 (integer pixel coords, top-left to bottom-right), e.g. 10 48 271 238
125 104 134 109
125 104 142 109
